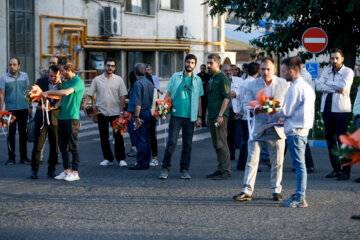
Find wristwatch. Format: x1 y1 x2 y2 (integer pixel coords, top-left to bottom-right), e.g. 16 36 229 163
218 113 223 117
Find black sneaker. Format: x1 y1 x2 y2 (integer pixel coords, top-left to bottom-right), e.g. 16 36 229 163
20 157 31 164
30 170 38 179
5 158 15 165
337 172 350 181
212 173 231 180
233 192 252 201
325 171 341 178
206 170 222 179
47 170 56 178
272 193 283 201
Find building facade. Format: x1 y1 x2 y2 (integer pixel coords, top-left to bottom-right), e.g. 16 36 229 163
1 0 236 90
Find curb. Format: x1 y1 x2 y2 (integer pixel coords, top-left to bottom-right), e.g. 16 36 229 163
308 140 327 148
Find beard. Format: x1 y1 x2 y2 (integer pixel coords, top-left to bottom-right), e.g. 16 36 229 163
185 66 194 73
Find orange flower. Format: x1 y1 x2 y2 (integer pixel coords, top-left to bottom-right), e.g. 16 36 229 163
124 111 131 121
153 98 172 119
343 152 360 166
0 110 16 128
112 117 128 135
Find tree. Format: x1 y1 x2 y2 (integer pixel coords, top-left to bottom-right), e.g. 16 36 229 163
204 0 360 69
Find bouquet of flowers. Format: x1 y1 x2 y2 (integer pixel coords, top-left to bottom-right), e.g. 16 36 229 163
153 98 172 120
248 89 281 115
261 96 281 114
0 110 16 129
25 85 61 103
334 128 360 166
112 111 132 135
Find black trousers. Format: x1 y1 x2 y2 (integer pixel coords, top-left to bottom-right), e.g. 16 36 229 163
150 116 158 158
322 108 350 175
97 114 125 162
31 120 58 172
237 119 248 169
7 109 28 160
201 94 208 125
58 119 81 171
227 108 242 159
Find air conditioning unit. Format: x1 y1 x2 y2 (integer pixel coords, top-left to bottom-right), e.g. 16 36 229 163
103 6 120 36
177 25 189 39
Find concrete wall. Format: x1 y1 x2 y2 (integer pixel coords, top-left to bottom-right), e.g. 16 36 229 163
0 1 8 74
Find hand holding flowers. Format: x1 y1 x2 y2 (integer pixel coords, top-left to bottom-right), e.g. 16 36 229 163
153 98 172 120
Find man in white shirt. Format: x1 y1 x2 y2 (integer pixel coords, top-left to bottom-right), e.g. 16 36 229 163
233 58 288 202
315 48 354 181
82 58 128 168
280 57 315 208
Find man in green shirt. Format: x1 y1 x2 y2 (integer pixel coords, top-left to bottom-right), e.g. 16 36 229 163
159 54 204 180
205 53 231 180
42 61 85 182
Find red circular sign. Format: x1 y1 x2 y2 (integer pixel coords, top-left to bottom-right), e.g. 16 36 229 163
301 27 328 53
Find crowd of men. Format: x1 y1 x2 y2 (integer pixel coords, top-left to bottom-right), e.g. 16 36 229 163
0 48 359 208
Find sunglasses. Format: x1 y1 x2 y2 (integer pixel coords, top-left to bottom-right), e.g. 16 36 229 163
106 64 115 68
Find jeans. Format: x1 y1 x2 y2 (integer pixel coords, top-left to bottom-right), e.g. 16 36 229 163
58 119 81 171
208 117 231 174
7 109 28 160
31 119 58 172
287 135 307 200
97 114 125 162
127 110 152 167
162 116 195 171
322 108 350 175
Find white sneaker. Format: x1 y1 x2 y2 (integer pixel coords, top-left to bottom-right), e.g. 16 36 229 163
100 160 114 166
64 171 80 182
150 158 159 167
54 171 68 180
119 160 128 167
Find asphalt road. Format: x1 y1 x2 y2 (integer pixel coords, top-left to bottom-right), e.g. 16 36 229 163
0 118 359 240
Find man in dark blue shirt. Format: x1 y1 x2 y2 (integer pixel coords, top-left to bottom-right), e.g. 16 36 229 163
127 63 154 170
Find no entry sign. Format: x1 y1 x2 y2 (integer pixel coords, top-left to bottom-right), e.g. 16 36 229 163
302 27 328 53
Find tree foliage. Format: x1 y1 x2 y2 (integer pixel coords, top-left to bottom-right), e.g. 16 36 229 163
204 0 360 69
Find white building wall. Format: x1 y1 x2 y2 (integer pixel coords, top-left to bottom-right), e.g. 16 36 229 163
2 0 230 87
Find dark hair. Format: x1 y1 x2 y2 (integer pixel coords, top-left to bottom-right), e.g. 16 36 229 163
105 57 116 65
207 53 221 64
242 63 249 70
51 56 63 65
261 57 275 64
185 54 197 64
49 65 60 73
145 64 152 69
10 57 20 65
281 56 302 73
61 61 76 73
330 48 344 57
200 64 206 68
247 62 260 76
134 63 146 76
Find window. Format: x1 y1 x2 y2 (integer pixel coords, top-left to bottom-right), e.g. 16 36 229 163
160 0 183 10
159 51 184 78
8 0 35 83
125 0 152 15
